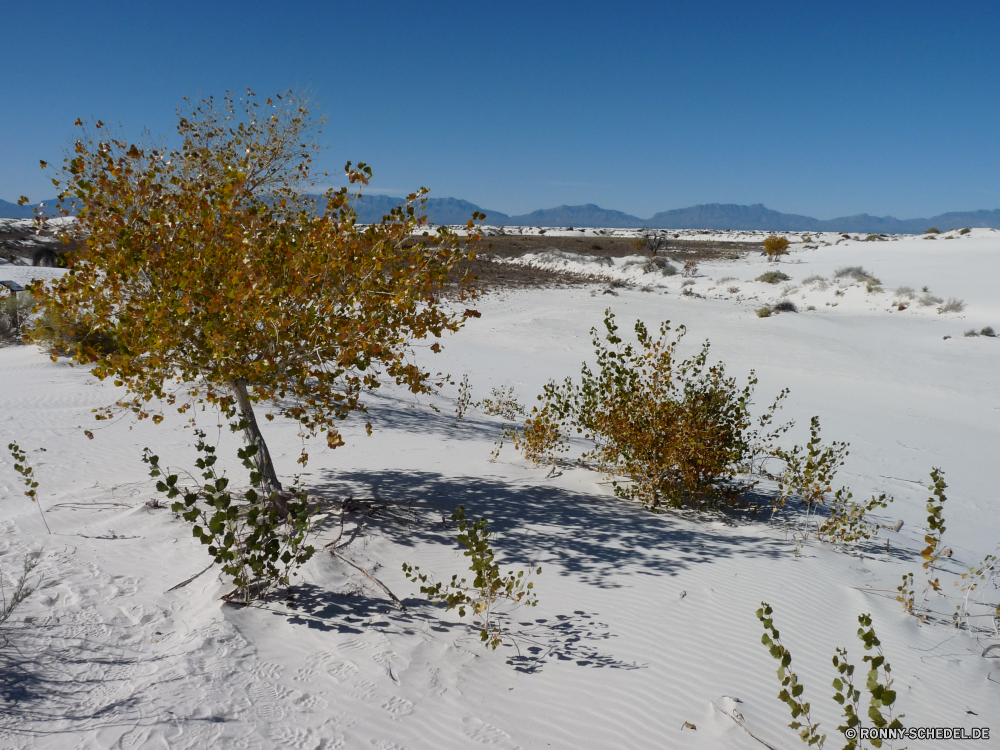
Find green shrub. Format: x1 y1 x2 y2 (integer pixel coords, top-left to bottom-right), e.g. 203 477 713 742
504 310 788 510
833 266 871 281
756 306 773 317
959 228 971 235
924 227 940 234
758 603 904 748
143 426 316 604
756 271 791 284
403 506 540 649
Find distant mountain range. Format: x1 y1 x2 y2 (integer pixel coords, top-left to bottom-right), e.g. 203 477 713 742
6 196 1000 234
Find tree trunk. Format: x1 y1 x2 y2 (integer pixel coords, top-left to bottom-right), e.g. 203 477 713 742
231 378 283 496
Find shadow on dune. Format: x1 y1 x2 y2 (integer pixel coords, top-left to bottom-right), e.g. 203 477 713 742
0 621 152 737
311 469 790 589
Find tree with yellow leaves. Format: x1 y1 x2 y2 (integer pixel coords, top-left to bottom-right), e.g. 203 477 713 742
31 90 481 495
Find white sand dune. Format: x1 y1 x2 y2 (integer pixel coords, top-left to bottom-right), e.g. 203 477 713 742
1 230 998 748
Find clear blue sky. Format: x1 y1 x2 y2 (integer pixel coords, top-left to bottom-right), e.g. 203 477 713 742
4 1 999 219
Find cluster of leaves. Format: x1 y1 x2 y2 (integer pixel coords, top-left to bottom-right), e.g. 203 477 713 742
7 442 51 534
27 89 481 488
402 506 540 649
763 235 790 261
143 424 315 604
920 468 948 595
772 417 893 544
501 310 788 510
758 602 903 749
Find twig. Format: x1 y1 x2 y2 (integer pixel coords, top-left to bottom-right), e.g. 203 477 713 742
710 702 781 750
166 562 215 592
330 549 406 611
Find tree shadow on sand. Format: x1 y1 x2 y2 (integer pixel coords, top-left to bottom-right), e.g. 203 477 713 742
310 469 790 589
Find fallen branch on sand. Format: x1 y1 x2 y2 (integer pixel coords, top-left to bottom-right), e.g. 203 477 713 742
330 549 406 611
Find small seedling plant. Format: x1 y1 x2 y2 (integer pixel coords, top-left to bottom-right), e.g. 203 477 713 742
403 506 540 649
774 417 893 544
758 602 904 749
7 442 51 534
143 423 315 604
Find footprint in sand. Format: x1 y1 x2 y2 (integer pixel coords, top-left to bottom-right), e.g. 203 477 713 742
327 660 360 682
351 679 380 702
293 667 318 683
463 717 512 744
248 661 285 680
381 696 413 718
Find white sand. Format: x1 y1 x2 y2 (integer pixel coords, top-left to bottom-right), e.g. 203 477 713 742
1 229 998 749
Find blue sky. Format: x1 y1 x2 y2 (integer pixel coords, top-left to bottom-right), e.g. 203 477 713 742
3 1 999 219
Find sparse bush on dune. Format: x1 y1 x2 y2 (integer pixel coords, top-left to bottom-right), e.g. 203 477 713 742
499 309 790 510
756 306 773 318
773 300 798 313
802 275 825 285
964 329 979 337
763 235 790 261
756 271 791 284
981 326 996 337
893 286 915 299
917 293 943 307
833 266 872 281
924 227 940 234
959 227 971 235
937 298 966 314
0 293 34 343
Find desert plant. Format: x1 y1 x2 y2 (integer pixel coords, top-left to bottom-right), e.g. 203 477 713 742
402 505 540 649
0 293 34 342
727 285 740 294
505 310 789 509
919 468 948 598
455 374 473 420
892 286 915 299
763 235 790 261
937 298 966 314
756 306 773 318
30 90 481 496
758 603 904 749
681 278 695 287
959 227 970 235
833 266 870 280
896 572 915 613
143 426 315 604
0 553 41 627
953 554 998 628
631 230 669 256
773 300 798 313
981 326 996 337
964 329 980 337
7 442 51 534
756 271 791 284
924 227 939 234
802 275 826 285
476 386 526 421
775 417 848 512
682 259 698 277
916 294 943 307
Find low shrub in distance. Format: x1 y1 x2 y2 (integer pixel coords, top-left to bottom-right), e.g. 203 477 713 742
763 235 790 261
756 271 791 284
773 300 798 313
